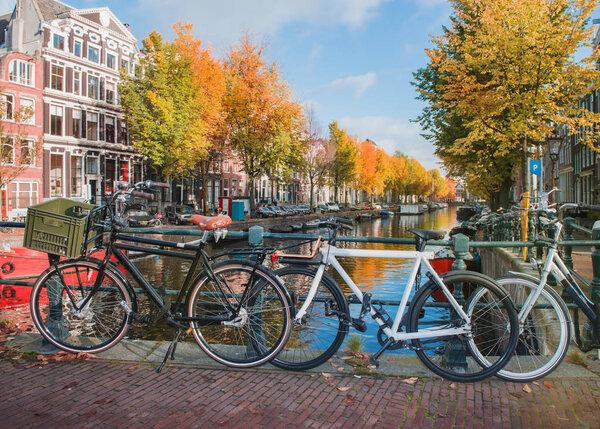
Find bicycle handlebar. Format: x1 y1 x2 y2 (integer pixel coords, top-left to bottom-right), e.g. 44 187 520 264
132 191 154 200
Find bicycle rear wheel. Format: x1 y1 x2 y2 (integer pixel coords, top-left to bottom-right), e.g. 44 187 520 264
491 277 571 381
408 271 518 382
271 266 349 370
187 260 292 368
30 259 133 353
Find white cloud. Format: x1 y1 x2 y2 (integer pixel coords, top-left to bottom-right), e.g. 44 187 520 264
0 0 13 14
130 0 389 52
338 116 441 171
327 72 377 97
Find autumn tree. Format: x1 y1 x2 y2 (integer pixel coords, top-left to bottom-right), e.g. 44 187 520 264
328 121 358 202
0 101 37 217
223 35 305 212
119 31 206 179
173 23 226 213
414 0 600 206
357 139 380 200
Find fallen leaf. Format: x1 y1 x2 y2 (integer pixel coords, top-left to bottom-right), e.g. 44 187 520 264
523 385 532 393
62 382 78 390
401 377 418 385
232 387 239 393
345 398 354 406
126 365 139 370
367 365 377 370
337 367 344 372
364 381 373 388
532 381 540 386
450 384 456 389
248 408 263 415
321 373 332 378
387 358 395 362
336 387 350 392
340 356 353 360
543 381 553 389
440 392 448 398
510 392 523 399
82 410 97 418
331 363 338 368
228 374 238 379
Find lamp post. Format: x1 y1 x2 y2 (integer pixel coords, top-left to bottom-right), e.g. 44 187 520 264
546 131 562 204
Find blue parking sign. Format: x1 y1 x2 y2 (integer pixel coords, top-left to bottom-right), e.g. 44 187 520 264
530 159 541 177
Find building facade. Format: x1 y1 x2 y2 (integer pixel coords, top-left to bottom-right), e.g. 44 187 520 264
1 0 143 214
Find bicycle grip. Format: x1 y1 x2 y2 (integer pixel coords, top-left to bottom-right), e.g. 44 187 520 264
333 217 354 226
133 191 154 200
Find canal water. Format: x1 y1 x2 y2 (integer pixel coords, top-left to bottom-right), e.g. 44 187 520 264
126 207 460 354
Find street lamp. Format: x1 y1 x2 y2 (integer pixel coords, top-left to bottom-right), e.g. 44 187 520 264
546 131 562 203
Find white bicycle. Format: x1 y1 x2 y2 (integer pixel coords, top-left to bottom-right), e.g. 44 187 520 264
272 218 519 382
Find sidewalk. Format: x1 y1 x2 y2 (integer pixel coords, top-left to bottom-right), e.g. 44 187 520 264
2 334 600 428
1 357 599 428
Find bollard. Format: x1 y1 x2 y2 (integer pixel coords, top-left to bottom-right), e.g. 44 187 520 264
446 233 468 369
562 217 575 303
248 225 264 247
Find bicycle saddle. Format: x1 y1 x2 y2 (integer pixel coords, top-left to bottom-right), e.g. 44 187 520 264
190 214 232 230
407 228 445 241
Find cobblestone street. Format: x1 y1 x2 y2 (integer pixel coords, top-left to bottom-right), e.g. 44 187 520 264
1 359 599 428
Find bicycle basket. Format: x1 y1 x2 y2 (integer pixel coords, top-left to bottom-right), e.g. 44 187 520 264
23 198 106 258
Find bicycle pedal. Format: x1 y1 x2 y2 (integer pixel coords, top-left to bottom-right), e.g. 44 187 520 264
351 318 367 332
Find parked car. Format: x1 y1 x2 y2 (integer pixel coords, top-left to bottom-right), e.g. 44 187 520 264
281 206 297 216
126 209 161 227
296 205 311 214
255 207 275 218
165 205 195 225
269 206 287 217
315 203 329 213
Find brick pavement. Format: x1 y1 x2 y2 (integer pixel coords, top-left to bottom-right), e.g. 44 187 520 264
1 359 599 428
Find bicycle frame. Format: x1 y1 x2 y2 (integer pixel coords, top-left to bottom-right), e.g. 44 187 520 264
296 244 472 342
517 221 597 325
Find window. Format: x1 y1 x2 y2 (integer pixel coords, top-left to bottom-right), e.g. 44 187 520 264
120 59 129 73
50 64 64 91
223 179 229 196
87 75 99 99
133 163 142 183
231 179 237 197
71 155 83 196
1 138 14 165
50 105 63 136
86 156 99 174
53 34 65 50
106 53 116 69
8 60 33 86
72 109 82 138
9 182 38 210
105 82 115 104
20 140 35 165
50 153 63 197
105 116 115 143
73 40 81 57
73 70 81 95
120 122 128 144
20 98 34 124
88 45 99 63
2 94 13 120
86 112 98 141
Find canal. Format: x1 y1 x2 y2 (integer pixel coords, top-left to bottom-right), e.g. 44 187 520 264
126 206 460 354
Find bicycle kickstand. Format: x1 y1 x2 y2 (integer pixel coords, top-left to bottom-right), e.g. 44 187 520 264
156 328 182 373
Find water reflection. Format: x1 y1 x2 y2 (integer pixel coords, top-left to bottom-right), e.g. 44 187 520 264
127 207 459 353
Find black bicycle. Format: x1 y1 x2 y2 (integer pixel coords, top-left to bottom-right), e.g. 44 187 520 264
29 181 292 370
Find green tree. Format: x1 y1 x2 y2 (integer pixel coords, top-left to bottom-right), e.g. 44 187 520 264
119 31 207 181
328 121 358 202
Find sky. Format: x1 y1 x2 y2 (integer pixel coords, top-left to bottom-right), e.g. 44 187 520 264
1 0 455 171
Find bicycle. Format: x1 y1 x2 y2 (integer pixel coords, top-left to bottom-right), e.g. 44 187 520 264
490 201 600 381
271 217 519 382
28 181 292 371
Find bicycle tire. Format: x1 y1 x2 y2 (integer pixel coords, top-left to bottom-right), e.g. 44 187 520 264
270 266 349 370
408 271 519 382
489 277 571 381
30 259 134 353
187 260 292 368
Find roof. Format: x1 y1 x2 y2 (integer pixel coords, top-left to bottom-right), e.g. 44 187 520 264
0 12 11 46
34 0 73 21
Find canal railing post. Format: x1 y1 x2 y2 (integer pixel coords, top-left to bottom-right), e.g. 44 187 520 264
447 233 468 369
248 225 265 247
562 217 575 303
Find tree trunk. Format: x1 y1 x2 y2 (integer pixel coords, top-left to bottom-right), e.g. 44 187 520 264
489 176 513 211
521 135 529 197
248 177 257 214
309 176 314 208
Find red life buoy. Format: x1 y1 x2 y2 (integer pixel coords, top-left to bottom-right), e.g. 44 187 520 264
1 261 15 274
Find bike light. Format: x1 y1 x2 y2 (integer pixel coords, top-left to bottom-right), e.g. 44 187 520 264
271 251 279 263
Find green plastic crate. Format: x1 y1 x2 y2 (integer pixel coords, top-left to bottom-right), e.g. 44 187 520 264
23 198 103 258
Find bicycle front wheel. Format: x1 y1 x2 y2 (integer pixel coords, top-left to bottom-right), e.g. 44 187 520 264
30 259 133 353
271 266 349 370
408 272 518 382
492 277 571 382
187 260 292 368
